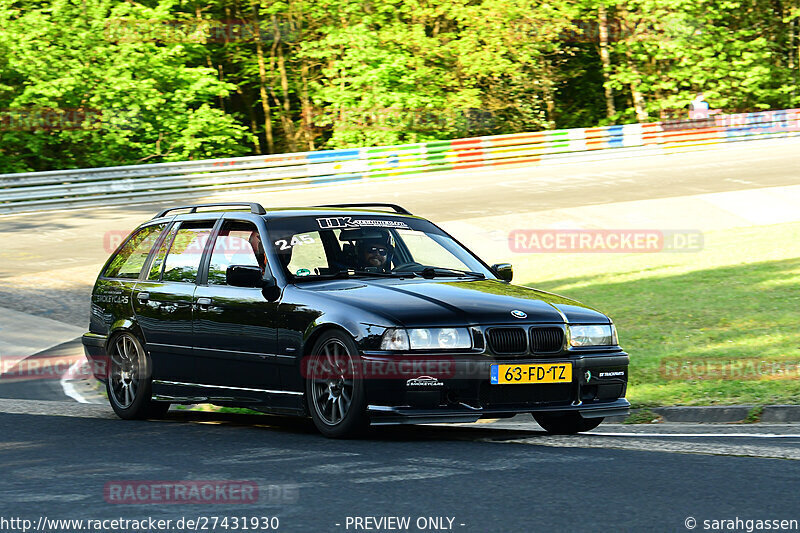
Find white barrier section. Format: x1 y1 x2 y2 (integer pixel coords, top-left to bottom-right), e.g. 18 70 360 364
1 109 798 214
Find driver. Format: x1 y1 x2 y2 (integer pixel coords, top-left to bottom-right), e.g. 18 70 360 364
356 232 392 272
247 231 267 273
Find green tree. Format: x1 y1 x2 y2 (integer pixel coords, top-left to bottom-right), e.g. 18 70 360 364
0 0 247 172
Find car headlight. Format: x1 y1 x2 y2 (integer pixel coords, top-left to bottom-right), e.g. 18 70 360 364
569 324 616 347
381 328 472 350
380 329 410 350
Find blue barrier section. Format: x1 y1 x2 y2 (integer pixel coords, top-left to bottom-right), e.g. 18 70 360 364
607 125 625 147
307 149 361 163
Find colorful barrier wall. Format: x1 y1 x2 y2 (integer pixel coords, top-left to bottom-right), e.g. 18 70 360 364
1 108 798 214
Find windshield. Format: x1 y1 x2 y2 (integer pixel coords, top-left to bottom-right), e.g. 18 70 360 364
265 215 495 281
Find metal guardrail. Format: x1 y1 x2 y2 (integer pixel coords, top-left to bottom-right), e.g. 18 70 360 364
1 109 798 214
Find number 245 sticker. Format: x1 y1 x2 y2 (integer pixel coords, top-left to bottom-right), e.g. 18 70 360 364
275 234 315 250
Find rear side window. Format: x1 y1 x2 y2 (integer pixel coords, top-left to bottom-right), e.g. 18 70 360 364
162 222 215 283
103 224 166 279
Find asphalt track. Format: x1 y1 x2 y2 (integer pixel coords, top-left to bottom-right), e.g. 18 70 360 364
1 400 800 532
1 139 800 532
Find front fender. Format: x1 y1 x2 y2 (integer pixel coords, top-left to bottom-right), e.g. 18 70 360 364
302 314 389 354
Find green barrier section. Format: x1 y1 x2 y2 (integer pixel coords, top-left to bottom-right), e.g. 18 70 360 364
3 108 799 214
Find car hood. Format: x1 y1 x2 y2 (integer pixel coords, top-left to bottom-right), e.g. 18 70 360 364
302 279 610 327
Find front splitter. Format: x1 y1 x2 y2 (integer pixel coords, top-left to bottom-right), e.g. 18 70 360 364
367 398 630 425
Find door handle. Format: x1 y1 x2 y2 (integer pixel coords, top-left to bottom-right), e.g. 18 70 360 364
137 291 150 302
196 297 213 308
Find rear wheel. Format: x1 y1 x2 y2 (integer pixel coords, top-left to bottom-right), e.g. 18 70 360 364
106 332 169 420
305 331 368 438
533 412 603 434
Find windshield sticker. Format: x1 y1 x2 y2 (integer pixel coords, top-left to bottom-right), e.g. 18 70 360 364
295 268 311 277
274 234 315 250
316 217 409 230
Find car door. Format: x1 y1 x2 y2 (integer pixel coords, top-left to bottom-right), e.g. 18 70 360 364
132 220 216 383
191 218 281 391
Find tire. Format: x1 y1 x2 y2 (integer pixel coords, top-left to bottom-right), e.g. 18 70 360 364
105 332 170 420
305 331 368 438
533 412 604 434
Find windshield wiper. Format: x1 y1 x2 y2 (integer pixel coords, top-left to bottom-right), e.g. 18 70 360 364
294 268 477 281
348 269 413 278
292 269 414 281
418 267 485 279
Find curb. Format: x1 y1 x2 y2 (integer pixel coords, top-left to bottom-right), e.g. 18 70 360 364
606 405 800 424
759 405 800 423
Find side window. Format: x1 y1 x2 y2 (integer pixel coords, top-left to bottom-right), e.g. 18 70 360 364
162 222 214 283
147 224 178 281
207 221 264 285
103 224 166 279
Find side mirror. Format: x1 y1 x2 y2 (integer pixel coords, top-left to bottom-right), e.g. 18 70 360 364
492 263 513 282
261 276 280 302
226 265 281 301
226 265 264 288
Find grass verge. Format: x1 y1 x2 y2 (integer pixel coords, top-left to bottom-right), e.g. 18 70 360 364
515 221 800 407
174 404 265 415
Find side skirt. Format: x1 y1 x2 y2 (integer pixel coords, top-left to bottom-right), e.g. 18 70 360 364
151 380 305 415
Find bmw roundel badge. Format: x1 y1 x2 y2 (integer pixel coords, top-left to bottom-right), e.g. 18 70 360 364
511 310 527 319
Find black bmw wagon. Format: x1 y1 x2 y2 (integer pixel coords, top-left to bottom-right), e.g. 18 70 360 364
82 202 629 437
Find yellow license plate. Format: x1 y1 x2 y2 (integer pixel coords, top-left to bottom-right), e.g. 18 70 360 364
490 363 572 384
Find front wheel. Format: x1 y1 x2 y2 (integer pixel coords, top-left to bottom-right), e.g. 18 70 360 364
533 412 603 434
305 331 368 438
106 332 169 420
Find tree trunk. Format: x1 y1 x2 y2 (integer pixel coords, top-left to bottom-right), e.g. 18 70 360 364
250 1 274 153
237 87 262 154
273 15 298 152
196 6 226 112
598 3 616 122
543 84 556 129
299 60 316 150
624 50 648 122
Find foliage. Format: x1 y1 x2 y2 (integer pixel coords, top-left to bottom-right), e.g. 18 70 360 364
743 405 764 424
0 0 248 171
1 0 798 169
623 409 661 424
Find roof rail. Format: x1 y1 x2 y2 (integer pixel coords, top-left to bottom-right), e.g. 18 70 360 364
315 203 412 215
153 202 267 219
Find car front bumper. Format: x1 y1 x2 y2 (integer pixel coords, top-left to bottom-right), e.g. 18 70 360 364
360 350 630 425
